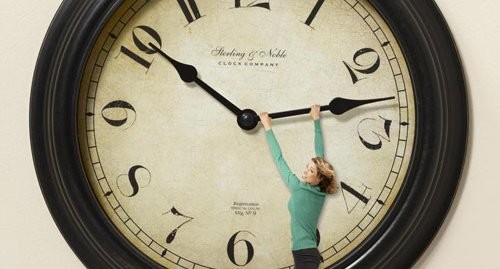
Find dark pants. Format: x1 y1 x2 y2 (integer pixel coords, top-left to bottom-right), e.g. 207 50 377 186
292 248 323 269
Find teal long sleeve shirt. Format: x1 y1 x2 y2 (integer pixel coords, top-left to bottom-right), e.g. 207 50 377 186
265 120 326 251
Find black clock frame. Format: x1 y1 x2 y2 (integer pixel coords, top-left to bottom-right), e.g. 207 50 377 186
30 0 468 268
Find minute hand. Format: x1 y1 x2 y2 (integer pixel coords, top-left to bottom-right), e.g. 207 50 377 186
149 43 242 116
268 96 395 119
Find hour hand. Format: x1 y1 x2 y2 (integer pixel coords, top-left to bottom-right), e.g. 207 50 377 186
149 43 242 116
267 96 395 119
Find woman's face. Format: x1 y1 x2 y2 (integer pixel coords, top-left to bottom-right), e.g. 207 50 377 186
302 160 321 186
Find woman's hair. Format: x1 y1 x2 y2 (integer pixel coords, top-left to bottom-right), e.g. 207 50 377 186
311 157 339 194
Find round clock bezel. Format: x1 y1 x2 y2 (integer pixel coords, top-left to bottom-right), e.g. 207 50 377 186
30 0 468 268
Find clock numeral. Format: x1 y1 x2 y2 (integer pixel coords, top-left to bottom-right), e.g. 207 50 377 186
177 0 202 24
234 0 271 10
358 116 392 150
163 207 194 244
120 46 151 69
304 0 326 27
343 48 380 84
120 25 162 71
101 100 136 128
116 165 151 197
227 231 255 266
340 182 371 213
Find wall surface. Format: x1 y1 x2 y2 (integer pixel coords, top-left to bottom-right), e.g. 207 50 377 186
1 0 498 268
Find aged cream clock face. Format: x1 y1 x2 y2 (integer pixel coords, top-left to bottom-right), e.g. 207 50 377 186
78 0 415 268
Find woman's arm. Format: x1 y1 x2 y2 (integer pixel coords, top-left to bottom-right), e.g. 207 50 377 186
310 105 325 158
259 112 297 188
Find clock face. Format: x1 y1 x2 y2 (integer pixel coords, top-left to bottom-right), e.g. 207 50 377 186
77 0 415 268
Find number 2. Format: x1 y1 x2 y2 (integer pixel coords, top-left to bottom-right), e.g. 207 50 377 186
235 0 270 9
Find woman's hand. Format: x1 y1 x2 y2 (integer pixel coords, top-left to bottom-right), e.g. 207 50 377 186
310 104 321 120
259 112 272 131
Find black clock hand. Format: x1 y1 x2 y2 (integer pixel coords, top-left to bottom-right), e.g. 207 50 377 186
267 96 395 119
149 43 243 117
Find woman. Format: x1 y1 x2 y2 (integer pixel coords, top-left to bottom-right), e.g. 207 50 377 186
259 105 338 269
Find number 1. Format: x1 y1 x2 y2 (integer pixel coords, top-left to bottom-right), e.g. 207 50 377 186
304 0 326 27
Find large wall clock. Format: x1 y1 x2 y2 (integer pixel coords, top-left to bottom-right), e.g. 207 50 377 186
30 0 468 268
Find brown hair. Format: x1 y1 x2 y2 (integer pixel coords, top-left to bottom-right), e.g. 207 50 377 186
311 157 338 194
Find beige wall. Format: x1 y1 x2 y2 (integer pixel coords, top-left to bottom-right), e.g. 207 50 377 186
1 0 498 268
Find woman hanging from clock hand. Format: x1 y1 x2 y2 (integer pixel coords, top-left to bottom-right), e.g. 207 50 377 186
259 105 339 269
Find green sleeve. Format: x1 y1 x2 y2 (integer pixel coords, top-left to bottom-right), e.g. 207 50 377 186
265 130 299 189
314 120 325 158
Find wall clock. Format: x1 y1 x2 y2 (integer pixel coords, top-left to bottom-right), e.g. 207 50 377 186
30 0 468 268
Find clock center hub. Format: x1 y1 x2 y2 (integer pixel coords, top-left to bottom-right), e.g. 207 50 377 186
237 109 259 131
